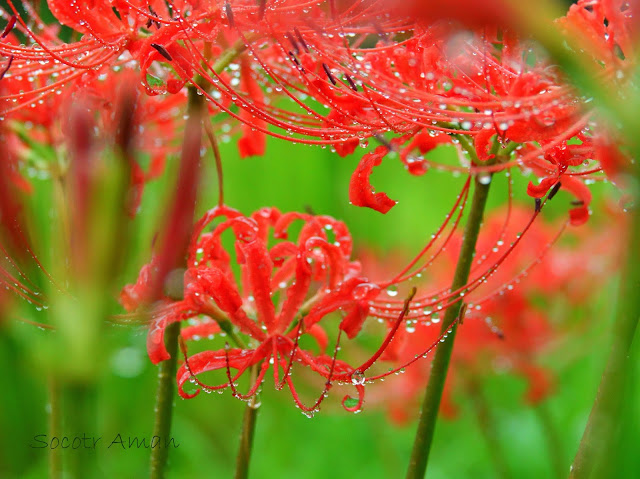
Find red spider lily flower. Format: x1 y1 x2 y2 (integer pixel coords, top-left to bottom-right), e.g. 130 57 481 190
0 1 616 222
556 0 639 185
0 49 186 212
122 205 425 413
384 0 556 31
357 207 561 422
361 204 624 424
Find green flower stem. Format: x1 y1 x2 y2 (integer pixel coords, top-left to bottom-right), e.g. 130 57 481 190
148 36 256 478
569 194 640 479
149 321 181 479
234 366 260 479
406 173 492 479
149 84 204 479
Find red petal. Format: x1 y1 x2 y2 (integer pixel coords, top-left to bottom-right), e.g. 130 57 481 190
562 176 592 226
277 252 312 331
339 302 370 339
238 57 267 158
400 130 452 174
526 177 557 198
349 146 396 213
181 320 222 341
238 240 277 331
147 302 194 364
474 130 496 162
334 138 360 157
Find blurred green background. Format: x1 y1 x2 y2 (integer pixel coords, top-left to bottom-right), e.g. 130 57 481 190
1 130 637 479
0 0 638 477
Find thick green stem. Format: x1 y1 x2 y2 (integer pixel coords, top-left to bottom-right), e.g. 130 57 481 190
149 321 181 479
234 385 260 479
569 199 640 479
406 174 492 479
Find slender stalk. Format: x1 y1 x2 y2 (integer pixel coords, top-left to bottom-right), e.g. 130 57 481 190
149 321 181 479
234 368 260 479
149 35 254 479
149 85 204 479
465 374 513 479
406 174 492 479
569 197 640 479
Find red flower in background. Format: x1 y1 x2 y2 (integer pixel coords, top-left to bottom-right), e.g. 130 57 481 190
359 205 623 423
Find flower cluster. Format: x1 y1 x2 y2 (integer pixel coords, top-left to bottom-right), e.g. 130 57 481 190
122 205 422 412
2 1 632 223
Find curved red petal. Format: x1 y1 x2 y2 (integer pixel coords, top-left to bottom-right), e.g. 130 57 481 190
349 146 396 214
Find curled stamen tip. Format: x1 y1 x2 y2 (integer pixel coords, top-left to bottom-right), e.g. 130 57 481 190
342 390 364 412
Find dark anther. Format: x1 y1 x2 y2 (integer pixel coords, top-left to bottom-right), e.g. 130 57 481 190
147 5 161 29
258 0 267 20
0 55 14 81
286 31 300 56
548 181 561 200
535 198 542 212
322 63 337 85
288 51 305 73
151 43 173 61
345 73 358 92
373 133 393 151
294 27 309 53
571 200 585 206
614 43 625 60
1 15 17 39
225 2 235 27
